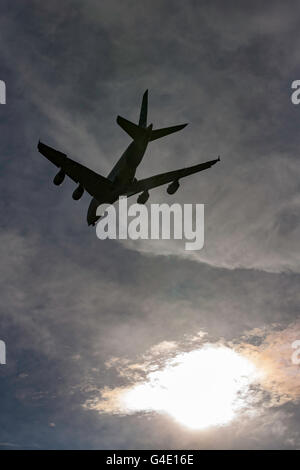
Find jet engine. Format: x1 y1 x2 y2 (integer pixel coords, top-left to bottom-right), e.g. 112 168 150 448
72 184 84 200
53 169 65 186
137 190 149 204
167 180 180 194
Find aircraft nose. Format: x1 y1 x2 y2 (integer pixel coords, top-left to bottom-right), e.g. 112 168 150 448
88 217 100 226
87 198 100 226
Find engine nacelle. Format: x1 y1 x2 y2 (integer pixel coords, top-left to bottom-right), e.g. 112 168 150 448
137 190 149 204
72 185 84 200
167 180 180 194
53 169 65 186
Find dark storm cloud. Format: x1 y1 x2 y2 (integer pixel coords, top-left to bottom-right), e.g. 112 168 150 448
0 0 299 449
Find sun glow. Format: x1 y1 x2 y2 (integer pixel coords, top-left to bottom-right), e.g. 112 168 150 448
120 346 259 430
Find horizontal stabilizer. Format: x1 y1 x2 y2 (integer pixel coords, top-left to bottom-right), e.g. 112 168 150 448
150 123 188 142
117 115 145 141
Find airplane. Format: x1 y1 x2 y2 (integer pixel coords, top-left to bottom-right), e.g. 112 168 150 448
38 90 220 226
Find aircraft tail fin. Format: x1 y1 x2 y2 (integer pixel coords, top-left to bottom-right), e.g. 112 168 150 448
139 90 148 128
117 115 146 141
149 123 188 142
117 90 187 143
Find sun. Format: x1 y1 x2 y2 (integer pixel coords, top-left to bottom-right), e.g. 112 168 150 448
119 345 259 430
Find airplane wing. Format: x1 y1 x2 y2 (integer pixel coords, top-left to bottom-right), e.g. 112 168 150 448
126 157 220 196
38 141 114 201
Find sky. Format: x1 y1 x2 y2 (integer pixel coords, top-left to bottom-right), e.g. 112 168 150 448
0 0 299 449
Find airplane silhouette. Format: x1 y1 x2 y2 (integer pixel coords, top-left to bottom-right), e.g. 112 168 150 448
38 90 220 226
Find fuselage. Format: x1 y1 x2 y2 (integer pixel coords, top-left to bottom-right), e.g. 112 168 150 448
87 126 152 225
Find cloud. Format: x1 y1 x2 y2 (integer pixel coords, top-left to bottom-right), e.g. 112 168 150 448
238 321 300 406
0 0 299 449
84 322 300 429
1 0 300 273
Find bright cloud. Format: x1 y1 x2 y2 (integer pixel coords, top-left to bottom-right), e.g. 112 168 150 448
85 322 300 430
